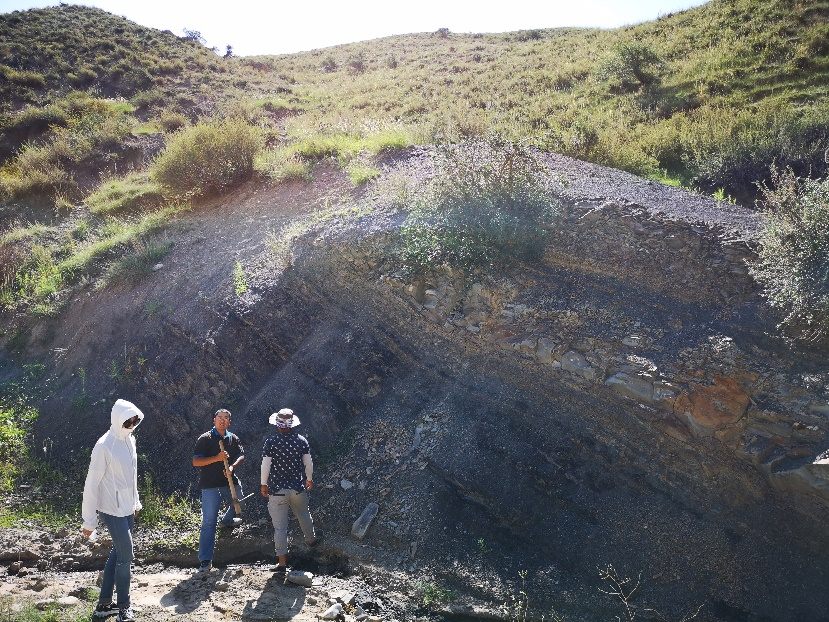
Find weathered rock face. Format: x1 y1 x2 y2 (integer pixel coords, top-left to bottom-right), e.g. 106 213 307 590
6 153 829 621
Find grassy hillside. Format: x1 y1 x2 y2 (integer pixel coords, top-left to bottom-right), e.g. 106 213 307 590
1 0 827 203
252 0 829 201
0 0 828 324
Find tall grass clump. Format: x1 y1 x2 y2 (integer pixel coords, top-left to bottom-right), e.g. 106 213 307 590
399 136 559 272
255 149 313 183
151 117 263 198
750 167 829 342
85 171 164 214
103 238 174 285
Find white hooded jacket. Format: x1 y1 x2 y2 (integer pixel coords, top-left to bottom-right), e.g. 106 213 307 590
81 399 144 532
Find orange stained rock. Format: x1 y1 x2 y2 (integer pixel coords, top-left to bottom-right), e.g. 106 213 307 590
675 375 752 434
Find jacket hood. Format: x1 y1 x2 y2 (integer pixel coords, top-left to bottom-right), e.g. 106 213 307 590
111 399 144 436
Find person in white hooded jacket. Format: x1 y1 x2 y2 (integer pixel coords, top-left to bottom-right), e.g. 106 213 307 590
81 399 144 622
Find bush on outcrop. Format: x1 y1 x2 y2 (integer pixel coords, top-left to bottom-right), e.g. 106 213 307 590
400 136 559 272
751 166 829 341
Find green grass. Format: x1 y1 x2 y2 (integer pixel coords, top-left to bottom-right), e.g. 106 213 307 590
0 596 94 622
346 162 380 186
139 473 200 531
3 0 828 206
102 238 174 285
0 502 78 530
0 390 38 491
233 260 248 295
1 205 183 314
416 581 455 607
251 0 829 203
85 172 164 215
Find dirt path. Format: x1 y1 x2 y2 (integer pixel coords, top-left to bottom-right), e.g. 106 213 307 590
2 563 387 621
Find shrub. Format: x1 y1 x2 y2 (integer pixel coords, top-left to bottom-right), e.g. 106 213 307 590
347 52 367 74
68 66 97 85
3 103 69 135
750 167 829 341
159 109 188 132
151 118 263 198
598 42 661 92
130 88 166 111
400 136 559 272
321 56 337 72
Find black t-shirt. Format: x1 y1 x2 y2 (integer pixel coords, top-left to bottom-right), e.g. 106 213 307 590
193 428 244 490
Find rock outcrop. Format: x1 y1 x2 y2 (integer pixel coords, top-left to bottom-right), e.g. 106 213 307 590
5 152 829 622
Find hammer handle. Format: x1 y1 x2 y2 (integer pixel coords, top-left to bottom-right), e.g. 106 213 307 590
218 438 242 516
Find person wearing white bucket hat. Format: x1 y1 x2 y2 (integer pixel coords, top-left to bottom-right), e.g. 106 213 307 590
260 408 320 573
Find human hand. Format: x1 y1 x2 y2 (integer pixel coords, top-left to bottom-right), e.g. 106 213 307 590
82 528 92 538
305 480 314 491
260 484 269 498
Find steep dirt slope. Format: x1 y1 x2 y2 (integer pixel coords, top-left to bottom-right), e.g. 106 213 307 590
4 151 829 621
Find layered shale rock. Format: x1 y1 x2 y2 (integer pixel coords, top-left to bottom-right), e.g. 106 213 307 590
7 153 829 621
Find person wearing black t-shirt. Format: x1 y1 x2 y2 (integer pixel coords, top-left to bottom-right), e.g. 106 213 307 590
192 408 245 572
260 408 320 572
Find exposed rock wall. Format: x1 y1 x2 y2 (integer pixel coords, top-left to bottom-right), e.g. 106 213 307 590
7 153 829 621
380 197 829 505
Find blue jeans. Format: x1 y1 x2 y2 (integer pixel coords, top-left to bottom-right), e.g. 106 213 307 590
198 484 243 563
98 512 134 608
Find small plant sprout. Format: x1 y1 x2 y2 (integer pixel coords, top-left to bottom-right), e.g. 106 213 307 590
233 260 248 296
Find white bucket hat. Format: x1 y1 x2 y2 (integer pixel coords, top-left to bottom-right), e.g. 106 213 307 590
269 408 301 429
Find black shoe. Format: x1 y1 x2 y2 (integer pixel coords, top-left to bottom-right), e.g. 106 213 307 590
117 606 136 622
198 559 212 573
220 517 242 528
92 603 119 619
272 564 288 574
